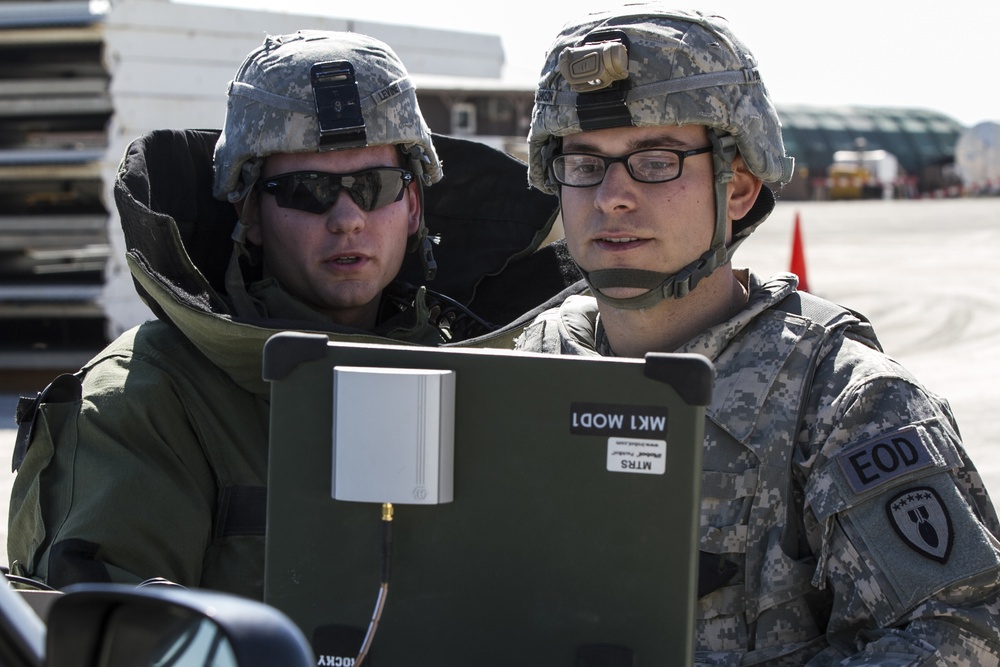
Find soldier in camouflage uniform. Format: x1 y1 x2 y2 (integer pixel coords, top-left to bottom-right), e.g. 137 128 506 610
516 5 1000 664
8 31 506 599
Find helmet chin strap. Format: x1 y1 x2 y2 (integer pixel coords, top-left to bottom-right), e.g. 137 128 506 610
402 144 438 281
581 129 740 310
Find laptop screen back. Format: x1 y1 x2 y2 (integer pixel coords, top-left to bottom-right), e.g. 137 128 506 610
262 333 711 666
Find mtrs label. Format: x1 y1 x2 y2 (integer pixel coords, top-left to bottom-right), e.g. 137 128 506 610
607 437 667 475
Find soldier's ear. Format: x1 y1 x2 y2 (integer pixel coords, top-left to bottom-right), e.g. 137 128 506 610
726 155 762 222
405 180 421 236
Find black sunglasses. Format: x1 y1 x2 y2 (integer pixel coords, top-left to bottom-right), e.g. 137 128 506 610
257 167 414 214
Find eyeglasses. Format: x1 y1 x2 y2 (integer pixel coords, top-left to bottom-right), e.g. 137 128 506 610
257 167 414 214
550 146 713 188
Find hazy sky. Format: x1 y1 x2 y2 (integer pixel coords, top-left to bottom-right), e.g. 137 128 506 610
186 0 998 128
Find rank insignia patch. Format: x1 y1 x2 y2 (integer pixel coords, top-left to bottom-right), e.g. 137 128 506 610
886 487 953 563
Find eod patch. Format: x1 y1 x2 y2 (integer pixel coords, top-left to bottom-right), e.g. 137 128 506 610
885 486 953 563
836 425 935 494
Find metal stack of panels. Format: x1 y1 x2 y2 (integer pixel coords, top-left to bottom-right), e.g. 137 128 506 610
0 0 111 369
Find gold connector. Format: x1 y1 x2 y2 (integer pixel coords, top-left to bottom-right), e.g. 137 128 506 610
381 502 394 522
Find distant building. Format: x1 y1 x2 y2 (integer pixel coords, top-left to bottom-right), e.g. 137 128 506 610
411 75 533 162
775 105 966 200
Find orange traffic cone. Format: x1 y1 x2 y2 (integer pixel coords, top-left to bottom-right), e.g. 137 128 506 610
790 211 810 292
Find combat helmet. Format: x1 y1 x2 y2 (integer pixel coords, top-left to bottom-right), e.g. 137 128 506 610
528 4 795 309
214 30 442 279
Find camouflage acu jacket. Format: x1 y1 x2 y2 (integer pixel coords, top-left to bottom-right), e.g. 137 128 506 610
516 270 1000 666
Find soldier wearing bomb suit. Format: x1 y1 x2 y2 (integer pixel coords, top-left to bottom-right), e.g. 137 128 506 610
7 30 565 598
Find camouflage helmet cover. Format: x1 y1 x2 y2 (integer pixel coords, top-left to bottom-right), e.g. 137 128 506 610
213 30 442 203
528 4 794 193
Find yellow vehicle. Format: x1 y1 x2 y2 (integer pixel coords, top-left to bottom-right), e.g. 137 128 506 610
826 149 898 200
827 163 873 200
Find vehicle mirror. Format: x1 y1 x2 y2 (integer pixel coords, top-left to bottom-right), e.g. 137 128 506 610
0 581 45 667
45 583 314 667
89 604 238 666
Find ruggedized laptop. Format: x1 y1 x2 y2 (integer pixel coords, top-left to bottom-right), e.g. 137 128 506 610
262 332 711 666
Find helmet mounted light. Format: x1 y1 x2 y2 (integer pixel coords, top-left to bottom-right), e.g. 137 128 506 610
561 31 632 130
311 61 367 150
